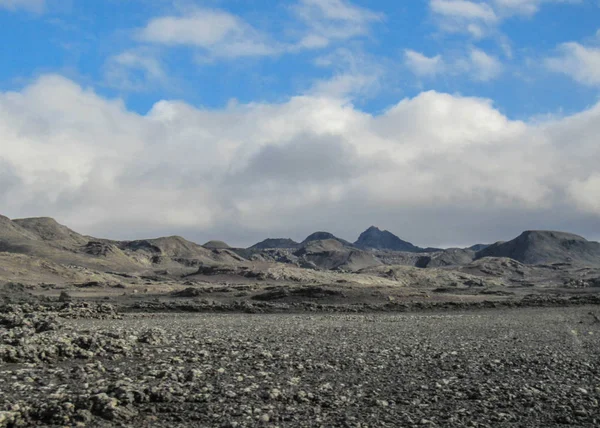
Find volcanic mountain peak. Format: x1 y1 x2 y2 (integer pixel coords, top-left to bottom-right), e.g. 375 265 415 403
354 226 420 252
203 240 231 250
301 231 353 247
249 238 300 250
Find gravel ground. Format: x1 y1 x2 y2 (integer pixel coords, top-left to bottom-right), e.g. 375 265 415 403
1 304 600 427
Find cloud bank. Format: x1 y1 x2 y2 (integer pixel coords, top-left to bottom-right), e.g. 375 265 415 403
1 75 600 246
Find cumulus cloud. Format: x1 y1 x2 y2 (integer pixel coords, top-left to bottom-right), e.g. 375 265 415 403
0 0 44 12
1 75 600 246
546 41 600 86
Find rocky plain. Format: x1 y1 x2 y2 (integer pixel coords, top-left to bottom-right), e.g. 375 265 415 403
1 215 600 426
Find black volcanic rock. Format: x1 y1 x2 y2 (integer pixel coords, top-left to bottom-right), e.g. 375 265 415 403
249 238 300 250
301 231 353 247
354 226 420 252
476 230 600 266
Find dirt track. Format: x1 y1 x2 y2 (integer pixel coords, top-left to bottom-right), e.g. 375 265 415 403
1 305 600 427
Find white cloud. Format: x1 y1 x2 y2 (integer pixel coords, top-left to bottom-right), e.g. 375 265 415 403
430 0 497 37
104 50 167 91
404 48 502 81
312 48 385 98
0 0 44 12
1 75 600 246
404 50 445 77
134 1 382 61
546 41 600 86
430 0 582 38
292 0 383 49
569 174 600 214
493 0 582 17
138 8 278 58
493 0 540 15
430 0 498 22
469 48 503 80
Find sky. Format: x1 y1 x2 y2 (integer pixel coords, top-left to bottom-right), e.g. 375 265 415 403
0 0 600 248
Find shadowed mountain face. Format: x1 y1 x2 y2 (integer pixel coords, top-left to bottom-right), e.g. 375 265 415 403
476 231 600 266
354 226 421 252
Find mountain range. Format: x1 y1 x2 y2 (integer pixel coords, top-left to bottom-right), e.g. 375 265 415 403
249 226 435 253
1 214 600 287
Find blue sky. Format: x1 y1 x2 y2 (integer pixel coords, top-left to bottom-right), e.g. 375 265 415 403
1 0 598 117
1 0 600 246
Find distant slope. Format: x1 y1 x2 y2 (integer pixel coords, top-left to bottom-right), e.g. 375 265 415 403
469 244 490 252
122 236 243 265
1 215 245 276
301 232 353 247
0 215 41 249
417 249 476 268
203 240 231 250
249 238 300 250
13 217 89 249
1 215 141 271
475 231 600 266
354 226 421 252
136 236 219 257
294 239 381 271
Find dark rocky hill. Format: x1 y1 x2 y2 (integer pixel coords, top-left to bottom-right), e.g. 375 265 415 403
354 226 421 252
0 215 245 279
468 244 490 252
301 231 353 247
293 239 381 271
476 230 600 266
203 240 231 250
249 238 300 250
